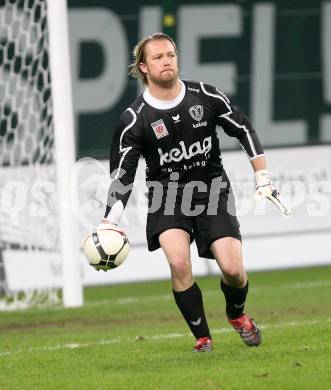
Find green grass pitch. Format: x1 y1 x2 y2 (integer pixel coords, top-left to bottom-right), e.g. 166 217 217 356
0 265 331 389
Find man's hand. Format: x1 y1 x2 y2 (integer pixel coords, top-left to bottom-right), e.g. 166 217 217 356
253 170 292 216
99 219 125 233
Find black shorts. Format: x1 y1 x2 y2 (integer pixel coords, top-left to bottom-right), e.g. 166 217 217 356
146 189 241 260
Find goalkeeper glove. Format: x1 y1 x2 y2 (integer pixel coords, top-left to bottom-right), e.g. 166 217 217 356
253 170 292 216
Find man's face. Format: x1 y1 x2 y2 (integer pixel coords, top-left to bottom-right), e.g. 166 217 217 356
139 39 179 87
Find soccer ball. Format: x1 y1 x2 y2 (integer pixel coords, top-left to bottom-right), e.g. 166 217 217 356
83 225 129 271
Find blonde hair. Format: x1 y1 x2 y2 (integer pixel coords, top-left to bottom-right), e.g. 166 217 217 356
129 32 178 85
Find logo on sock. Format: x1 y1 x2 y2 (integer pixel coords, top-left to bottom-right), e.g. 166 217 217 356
190 317 202 326
234 303 245 309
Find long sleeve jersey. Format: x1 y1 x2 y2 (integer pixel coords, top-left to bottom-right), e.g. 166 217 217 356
104 79 264 223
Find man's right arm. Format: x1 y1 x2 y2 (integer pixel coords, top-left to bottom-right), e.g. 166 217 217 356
103 108 141 226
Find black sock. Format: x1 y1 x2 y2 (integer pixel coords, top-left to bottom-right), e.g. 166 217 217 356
173 282 211 339
220 279 249 319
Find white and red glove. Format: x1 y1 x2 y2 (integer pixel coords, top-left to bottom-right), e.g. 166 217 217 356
253 170 292 216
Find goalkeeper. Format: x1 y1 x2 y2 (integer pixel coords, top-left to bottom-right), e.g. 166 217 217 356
101 33 291 352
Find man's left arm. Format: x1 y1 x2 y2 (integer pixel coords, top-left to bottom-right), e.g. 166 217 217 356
205 85 292 216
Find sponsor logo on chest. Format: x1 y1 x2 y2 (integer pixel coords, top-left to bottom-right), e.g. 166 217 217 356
158 136 212 166
151 119 169 139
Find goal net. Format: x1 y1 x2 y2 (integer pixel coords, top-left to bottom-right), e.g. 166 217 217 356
0 0 82 309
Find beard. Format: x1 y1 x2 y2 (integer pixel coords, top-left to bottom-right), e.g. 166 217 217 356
148 69 179 88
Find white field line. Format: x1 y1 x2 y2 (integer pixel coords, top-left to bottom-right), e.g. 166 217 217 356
1 318 330 357
86 280 331 307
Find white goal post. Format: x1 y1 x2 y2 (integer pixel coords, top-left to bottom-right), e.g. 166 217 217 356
0 0 83 308
47 0 82 307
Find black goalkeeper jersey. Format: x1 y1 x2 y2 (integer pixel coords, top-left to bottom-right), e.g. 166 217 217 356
105 80 264 223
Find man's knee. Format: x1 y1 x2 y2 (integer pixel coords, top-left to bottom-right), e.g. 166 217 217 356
168 256 191 278
222 264 243 280
221 262 246 286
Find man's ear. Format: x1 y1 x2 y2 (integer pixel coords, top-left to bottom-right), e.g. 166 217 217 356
139 62 147 75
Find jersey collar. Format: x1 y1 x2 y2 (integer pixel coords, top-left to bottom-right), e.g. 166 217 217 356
143 80 186 110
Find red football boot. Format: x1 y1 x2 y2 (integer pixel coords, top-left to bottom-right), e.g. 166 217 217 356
228 314 262 347
192 336 213 352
